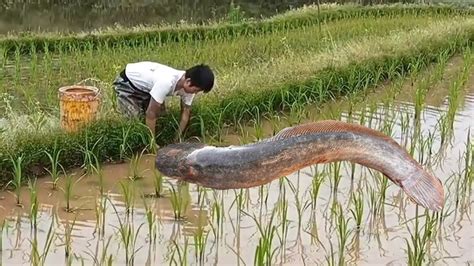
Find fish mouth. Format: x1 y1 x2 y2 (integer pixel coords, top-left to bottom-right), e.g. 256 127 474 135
155 142 207 179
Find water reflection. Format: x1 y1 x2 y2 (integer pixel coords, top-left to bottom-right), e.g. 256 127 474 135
0 0 316 34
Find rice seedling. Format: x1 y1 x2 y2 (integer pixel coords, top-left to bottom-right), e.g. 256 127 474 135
91 155 105 197
413 78 429 123
334 202 352 266
43 142 65 190
250 107 264 141
128 151 144 181
79 133 103 175
205 102 234 143
119 125 133 161
85 235 114 266
30 214 56 266
168 181 190 220
28 178 39 231
242 208 278 266
110 198 145 266
210 190 225 239
230 188 246 236
376 172 389 214
0 219 7 253
368 187 381 229
94 195 107 237
64 216 77 261
278 195 290 254
350 190 364 232
453 132 474 212
197 185 208 207
62 172 85 213
287 175 308 238
330 162 342 196
273 178 290 254
142 195 157 244
193 217 209 264
258 183 270 217
7 154 24 206
152 169 163 198
170 238 189 266
325 241 337 266
119 180 136 216
433 49 450 82
405 209 438 265
464 131 473 190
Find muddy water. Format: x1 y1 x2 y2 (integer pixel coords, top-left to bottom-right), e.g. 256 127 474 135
1 56 474 265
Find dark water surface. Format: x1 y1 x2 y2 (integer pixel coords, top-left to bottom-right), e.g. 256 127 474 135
0 0 319 34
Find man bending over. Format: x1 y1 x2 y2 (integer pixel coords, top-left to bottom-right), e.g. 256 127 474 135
113 61 214 139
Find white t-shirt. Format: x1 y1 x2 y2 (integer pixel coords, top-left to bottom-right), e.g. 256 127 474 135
125 61 195 106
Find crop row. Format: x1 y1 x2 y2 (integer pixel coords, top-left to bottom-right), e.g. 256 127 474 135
0 4 472 57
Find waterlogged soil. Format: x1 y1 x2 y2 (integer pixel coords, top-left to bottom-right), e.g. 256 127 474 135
1 56 474 265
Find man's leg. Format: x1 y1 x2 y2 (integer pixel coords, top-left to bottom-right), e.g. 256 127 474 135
113 75 147 118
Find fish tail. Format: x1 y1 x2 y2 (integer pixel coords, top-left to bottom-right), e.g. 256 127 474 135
401 168 444 212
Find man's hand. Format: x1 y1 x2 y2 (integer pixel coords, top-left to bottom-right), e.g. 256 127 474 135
145 98 163 138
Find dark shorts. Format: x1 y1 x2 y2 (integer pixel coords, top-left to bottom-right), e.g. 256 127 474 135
113 74 151 118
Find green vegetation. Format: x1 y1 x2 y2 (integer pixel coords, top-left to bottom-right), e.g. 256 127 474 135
0 4 471 57
0 4 472 185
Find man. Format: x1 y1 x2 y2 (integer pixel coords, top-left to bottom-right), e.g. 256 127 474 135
113 61 214 139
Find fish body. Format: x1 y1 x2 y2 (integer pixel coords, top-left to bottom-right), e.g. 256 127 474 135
156 120 444 211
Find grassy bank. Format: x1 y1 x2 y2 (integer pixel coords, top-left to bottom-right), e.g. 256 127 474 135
0 15 472 185
0 4 472 57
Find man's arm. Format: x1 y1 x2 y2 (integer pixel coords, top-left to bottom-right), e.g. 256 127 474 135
178 99 192 140
145 98 163 137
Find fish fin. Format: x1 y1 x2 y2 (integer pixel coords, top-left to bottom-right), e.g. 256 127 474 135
268 120 399 146
401 171 444 212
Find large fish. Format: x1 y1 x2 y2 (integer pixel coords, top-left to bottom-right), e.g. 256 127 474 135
155 120 444 211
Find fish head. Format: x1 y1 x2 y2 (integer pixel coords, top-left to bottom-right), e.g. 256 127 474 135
155 142 207 180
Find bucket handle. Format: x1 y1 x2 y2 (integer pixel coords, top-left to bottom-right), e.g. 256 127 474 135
75 78 104 100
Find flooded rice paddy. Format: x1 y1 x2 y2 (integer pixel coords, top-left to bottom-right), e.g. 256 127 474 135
0 55 473 265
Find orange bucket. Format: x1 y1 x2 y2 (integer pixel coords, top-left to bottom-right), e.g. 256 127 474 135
58 85 101 132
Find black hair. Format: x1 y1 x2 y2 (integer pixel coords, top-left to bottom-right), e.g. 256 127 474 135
185 64 214 93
